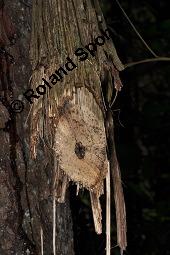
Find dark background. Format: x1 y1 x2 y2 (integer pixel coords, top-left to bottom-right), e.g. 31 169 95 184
70 0 170 254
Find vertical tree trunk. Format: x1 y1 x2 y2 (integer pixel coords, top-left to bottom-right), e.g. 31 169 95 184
0 0 126 254
28 0 126 254
0 1 74 254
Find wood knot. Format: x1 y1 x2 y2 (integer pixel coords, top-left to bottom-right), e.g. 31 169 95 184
75 142 85 159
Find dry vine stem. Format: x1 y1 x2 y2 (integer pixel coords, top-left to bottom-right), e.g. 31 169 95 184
114 0 158 57
40 227 44 255
106 161 111 255
29 0 127 254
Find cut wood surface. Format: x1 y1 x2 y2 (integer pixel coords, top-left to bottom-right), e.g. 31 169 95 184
54 86 107 192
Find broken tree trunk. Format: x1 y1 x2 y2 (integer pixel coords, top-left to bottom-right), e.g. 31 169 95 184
29 0 126 254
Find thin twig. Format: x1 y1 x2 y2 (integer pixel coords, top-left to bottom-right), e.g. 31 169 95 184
110 91 118 108
53 157 58 255
106 161 111 255
114 0 158 57
53 194 56 255
124 57 170 69
40 227 44 255
112 109 125 128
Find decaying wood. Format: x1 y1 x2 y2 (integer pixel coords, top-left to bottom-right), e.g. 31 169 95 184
112 157 127 254
104 109 127 254
29 0 127 253
54 87 107 192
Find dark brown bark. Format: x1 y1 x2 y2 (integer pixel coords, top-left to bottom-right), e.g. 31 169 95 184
0 1 74 254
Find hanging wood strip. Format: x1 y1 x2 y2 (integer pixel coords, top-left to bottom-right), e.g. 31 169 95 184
29 0 127 253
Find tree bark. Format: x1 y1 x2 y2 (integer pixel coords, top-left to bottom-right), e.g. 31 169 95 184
0 0 126 254
0 1 74 254
28 0 126 254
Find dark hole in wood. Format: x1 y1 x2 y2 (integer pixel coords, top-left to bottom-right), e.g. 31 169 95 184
75 142 85 159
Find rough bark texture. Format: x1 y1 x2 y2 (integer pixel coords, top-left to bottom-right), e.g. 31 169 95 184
0 0 127 254
0 1 74 254
28 0 126 253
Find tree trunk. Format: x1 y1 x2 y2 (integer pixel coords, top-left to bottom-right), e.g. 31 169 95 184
0 0 126 254
0 1 74 254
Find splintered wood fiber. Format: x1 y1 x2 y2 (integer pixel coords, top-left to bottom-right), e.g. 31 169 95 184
29 0 124 195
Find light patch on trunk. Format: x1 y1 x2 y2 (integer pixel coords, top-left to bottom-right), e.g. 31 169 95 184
54 86 107 194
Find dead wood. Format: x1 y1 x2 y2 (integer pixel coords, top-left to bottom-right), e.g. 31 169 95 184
29 0 127 254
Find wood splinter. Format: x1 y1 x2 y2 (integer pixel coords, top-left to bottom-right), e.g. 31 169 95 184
29 1 127 254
